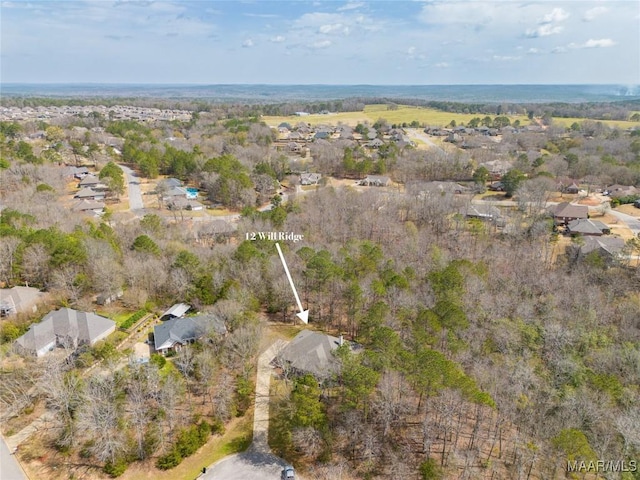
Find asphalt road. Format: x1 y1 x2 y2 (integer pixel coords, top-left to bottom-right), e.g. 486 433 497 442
609 209 640 236
119 164 144 212
0 434 27 480
201 449 289 480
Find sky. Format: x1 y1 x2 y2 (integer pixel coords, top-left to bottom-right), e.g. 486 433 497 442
1 0 639 85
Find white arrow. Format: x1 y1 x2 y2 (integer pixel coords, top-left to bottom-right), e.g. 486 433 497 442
275 242 309 324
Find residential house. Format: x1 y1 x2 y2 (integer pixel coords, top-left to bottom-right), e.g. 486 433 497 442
78 174 100 188
606 185 638 198
167 197 204 211
300 173 322 185
313 131 331 140
162 186 195 200
461 204 502 222
74 187 106 201
71 199 105 214
360 175 391 187
366 138 384 149
153 314 225 355
153 317 205 355
567 219 610 236
552 202 589 225
479 160 513 179
274 330 347 381
0 286 45 317
288 131 303 141
565 183 580 194
14 308 116 357
287 142 301 152
567 237 626 266
159 178 183 190
159 303 190 321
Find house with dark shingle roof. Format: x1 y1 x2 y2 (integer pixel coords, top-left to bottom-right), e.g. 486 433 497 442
567 219 610 236
274 330 348 381
153 314 225 355
552 202 588 226
567 237 626 266
14 308 115 357
74 187 106 201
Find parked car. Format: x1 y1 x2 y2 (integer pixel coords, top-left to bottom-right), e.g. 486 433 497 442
281 466 295 479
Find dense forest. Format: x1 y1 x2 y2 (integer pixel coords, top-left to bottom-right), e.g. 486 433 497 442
0 101 639 479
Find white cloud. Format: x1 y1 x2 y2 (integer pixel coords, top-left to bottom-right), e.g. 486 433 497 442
571 38 617 49
244 13 279 18
435 62 450 68
407 46 416 55
337 2 364 11
541 8 569 23
527 48 540 54
493 55 521 61
583 6 608 22
552 46 568 54
319 23 346 34
242 38 254 48
526 24 563 38
311 39 332 49
269 35 285 43
525 6 569 38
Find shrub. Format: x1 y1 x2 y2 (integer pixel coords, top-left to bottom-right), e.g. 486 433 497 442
419 459 443 480
150 353 166 369
121 309 147 330
103 459 128 477
155 448 182 470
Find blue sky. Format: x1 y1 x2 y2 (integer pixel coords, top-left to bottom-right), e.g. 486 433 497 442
1 0 638 84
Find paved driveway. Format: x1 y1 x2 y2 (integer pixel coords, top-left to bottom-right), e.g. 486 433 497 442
609 209 640 236
201 340 294 480
119 164 144 212
201 449 289 480
1 434 27 480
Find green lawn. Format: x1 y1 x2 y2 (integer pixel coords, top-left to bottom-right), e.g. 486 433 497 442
96 310 132 327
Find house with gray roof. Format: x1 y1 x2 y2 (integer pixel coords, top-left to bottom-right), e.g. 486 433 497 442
274 330 347 381
0 286 45 317
74 187 106 201
567 237 626 266
300 173 322 185
567 219 610 236
153 314 225 355
360 175 391 187
159 177 183 189
72 199 105 214
461 204 502 222
14 308 115 357
78 174 100 187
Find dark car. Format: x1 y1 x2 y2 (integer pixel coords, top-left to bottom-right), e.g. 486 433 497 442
281 466 295 479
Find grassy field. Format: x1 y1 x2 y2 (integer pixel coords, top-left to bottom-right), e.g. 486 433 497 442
263 103 640 129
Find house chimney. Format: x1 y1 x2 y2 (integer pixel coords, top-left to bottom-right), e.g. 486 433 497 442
339 334 344 347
